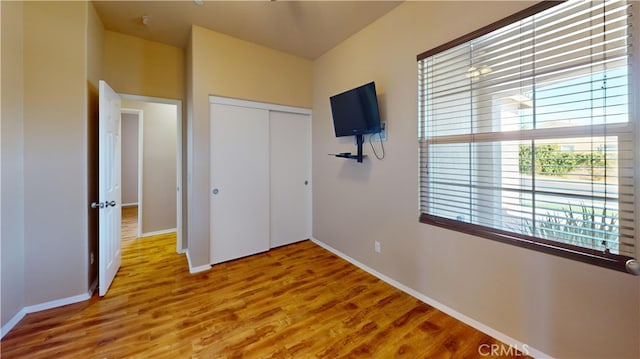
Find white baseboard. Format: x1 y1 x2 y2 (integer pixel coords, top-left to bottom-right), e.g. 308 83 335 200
1 289 92 340
141 228 176 237
1 308 27 339
24 291 91 314
186 250 211 274
310 238 552 359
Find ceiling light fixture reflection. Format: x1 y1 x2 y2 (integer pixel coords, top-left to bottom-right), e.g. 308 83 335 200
508 94 533 108
465 65 492 79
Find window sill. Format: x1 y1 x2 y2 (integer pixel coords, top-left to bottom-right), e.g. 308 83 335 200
420 213 637 275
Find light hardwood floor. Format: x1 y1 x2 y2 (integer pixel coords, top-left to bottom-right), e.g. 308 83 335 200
1 207 524 358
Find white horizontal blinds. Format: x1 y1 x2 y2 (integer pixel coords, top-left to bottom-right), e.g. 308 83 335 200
419 0 635 258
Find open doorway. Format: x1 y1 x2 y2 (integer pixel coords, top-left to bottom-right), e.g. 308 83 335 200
121 109 142 241
119 95 182 253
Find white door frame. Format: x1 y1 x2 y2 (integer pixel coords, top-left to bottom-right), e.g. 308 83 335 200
121 94 183 253
121 108 144 238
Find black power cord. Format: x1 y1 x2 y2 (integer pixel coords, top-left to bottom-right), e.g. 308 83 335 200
369 130 385 160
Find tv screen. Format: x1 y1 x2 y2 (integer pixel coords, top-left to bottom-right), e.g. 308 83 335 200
330 82 382 137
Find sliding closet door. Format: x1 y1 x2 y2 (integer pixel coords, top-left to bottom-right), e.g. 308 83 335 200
269 111 311 248
210 103 270 264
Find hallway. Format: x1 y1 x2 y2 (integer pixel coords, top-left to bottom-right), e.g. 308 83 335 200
121 206 138 241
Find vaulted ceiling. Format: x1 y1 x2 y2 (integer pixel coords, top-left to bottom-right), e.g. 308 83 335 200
92 1 402 59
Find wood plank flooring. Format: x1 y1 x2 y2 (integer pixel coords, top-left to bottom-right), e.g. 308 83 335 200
1 208 524 358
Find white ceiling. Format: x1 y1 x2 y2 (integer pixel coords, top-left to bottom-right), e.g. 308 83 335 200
92 1 402 59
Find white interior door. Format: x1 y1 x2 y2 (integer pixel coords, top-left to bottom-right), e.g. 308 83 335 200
98 80 122 296
210 103 270 264
270 111 312 247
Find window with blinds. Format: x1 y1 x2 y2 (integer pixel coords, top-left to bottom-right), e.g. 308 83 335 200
417 0 638 273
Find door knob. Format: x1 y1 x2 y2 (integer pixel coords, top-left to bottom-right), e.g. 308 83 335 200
91 202 104 209
212 188 219 195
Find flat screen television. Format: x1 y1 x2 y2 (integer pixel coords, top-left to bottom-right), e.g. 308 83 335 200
330 82 382 137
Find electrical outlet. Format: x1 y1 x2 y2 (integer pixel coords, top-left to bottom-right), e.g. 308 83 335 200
90 252 95 265
374 241 381 253
378 122 387 141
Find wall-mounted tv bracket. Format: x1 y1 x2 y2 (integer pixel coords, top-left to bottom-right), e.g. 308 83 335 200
331 134 365 163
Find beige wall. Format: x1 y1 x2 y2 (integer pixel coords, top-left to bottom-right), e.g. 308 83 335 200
187 25 313 266
1 0 25 328
121 113 139 205
86 0 103 295
312 2 640 358
191 25 312 108
87 4 104 89
22 1 89 305
104 31 184 101
1 0 103 330
122 100 177 234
